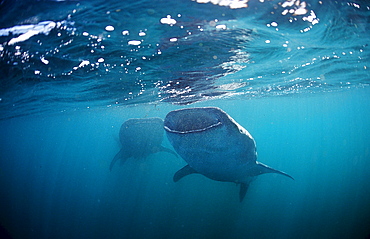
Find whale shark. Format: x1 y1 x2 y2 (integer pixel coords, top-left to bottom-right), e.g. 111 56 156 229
110 117 177 171
164 107 293 201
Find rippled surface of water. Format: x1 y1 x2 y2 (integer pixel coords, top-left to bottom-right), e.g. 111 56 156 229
0 0 369 119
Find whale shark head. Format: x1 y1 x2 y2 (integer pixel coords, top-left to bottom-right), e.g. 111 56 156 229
164 108 222 134
164 107 257 165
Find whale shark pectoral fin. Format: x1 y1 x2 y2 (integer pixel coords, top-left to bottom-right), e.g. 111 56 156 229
254 162 294 180
158 145 179 158
173 165 198 182
239 183 250 202
110 148 128 171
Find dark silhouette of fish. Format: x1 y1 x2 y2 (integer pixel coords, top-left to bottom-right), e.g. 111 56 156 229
110 117 177 171
164 107 293 201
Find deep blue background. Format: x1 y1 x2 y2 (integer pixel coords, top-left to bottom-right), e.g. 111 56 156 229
1 87 370 238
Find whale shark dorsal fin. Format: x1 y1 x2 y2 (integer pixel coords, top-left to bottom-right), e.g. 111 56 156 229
173 165 198 182
158 146 178 158
239 183 250 202
254 162 294 180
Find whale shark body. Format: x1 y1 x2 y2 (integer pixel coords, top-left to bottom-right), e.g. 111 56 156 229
110 117 177 171
164 107 293 201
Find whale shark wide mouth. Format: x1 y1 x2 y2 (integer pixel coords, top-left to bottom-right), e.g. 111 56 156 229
164 108 222 134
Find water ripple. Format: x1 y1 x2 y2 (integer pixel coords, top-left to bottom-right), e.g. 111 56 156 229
0 0 369 119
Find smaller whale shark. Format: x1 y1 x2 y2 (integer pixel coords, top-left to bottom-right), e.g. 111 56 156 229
164 107 293 201
110 117 177 171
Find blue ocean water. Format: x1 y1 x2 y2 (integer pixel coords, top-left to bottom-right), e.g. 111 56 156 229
0 0 369 238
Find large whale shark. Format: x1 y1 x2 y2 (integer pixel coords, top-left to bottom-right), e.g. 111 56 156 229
110 117 177 171
164 107 293 201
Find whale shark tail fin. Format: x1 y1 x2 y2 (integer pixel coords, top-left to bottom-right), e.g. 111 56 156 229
254 162 294 180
